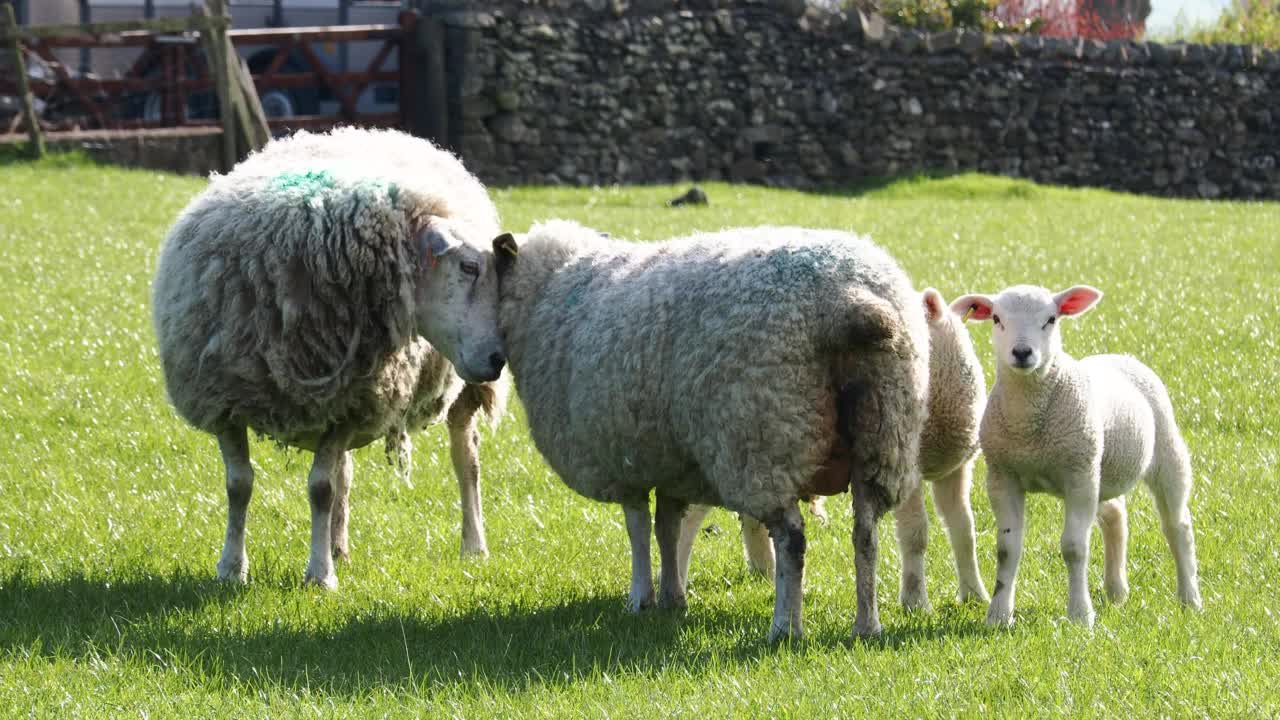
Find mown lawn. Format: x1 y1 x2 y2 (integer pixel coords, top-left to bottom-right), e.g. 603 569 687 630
0 156 1277 718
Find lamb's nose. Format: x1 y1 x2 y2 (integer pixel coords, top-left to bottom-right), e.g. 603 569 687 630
1011 346 1033 363
488 352 506 376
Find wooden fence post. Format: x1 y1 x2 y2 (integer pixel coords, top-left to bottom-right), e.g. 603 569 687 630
2 2 44 158
202 0 236 171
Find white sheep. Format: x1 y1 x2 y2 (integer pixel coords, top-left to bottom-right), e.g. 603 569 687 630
495 221 930 641
678 288 990 608
153 128 509 589
950 284 1202 627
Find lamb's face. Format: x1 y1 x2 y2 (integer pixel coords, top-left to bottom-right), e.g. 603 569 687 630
950 284 1102 377
413 218 507 384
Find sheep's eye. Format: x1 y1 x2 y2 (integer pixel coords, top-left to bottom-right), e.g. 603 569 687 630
460 261 480 277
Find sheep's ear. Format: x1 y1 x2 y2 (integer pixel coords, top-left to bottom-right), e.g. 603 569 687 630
949 294 994 322
1054 285 1103 317
418 222 460 268
493 232 518 277
922 288 946 323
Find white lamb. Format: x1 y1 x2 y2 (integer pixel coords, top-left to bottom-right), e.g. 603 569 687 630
495 221 930 641
679 288 990 608
950 284 1202 627
153 128 509 589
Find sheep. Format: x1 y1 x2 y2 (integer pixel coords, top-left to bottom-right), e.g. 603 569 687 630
494 221 930 641
949 284 1202 627
152 128 509 589
678 288 990 609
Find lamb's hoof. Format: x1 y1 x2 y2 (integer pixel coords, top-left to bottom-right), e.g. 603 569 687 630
460 542 490 560
1105 582 1129 606
627 588 656 613
746 561 776 580
986 605 1015 628
851 618 883 640
1180 588 1203 611
899 584 930 613
768 623 803 644
657 590 688 611
958 583 991 605
1067 607 1095 628
331 543 351 562
303 571 338 591
215 558 248 584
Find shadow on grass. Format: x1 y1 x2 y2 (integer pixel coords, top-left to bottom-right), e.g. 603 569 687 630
0 567 995 695
0 145 99 168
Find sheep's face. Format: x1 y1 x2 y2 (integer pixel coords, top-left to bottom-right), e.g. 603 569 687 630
950 284 1102 377
413 218 507 383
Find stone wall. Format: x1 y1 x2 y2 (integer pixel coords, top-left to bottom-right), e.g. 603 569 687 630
427 1 1280 198
0 127 223 176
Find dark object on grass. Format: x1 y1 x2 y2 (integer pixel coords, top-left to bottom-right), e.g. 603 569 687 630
668 186 709 207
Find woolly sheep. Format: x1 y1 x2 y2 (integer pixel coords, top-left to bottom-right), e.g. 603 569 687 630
495 221 929 641
679 288 990 608
153 128 509 589
950 284 1202 627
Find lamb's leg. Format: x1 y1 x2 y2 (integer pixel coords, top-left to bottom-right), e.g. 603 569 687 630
215 426 253 583
1148 463 1202 610
329 450 353 561
893 482 930 611
766 504 806 643
623 501 656 612
986 469 1026 627
1061 484 1098 628
654 493 688 609
448 394 488 558
931 463 989 603
741 514 775 578
304 426 353 590
1096 495 1129 605
675 503 712 592
851 479 886 638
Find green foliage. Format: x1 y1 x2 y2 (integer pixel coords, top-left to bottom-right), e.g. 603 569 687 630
1 160 1279 717
1188 0 1280 48
859 0 1043 33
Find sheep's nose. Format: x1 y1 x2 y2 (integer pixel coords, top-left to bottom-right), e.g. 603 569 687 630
1011 346 1033 363
488 352 506 376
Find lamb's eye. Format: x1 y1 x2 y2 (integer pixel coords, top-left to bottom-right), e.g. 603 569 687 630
1044 316 1056 329
992 314 1002 327
460 261 480 277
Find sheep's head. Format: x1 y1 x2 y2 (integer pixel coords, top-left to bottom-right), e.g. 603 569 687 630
949 284 1102 376
413 218 507 383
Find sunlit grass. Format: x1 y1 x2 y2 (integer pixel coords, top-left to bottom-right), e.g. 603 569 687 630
1 156 1277 717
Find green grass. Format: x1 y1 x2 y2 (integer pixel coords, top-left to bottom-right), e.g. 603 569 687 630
1 156 1278 717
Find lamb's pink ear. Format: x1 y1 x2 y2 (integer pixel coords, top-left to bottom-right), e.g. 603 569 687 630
1054 285 1103 317
949 294 994 322
921 288 946 323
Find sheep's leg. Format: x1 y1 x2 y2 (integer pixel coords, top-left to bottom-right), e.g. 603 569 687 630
448 397 488 558
851 480 886 638
931 463 989 603
304 427 353 590
1061 484 1098 628
623 501 656 612
1148 464 1202 610
986 469 1026 627
741 514 775 579
675 503 712 593
893 482 930 611
654 493 688 609
329 451 353 561
766 504 806 643
1096 496 1129 605
215 426 253 584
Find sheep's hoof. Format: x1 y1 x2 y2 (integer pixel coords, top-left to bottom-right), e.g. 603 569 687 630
1067 606 1095 628
627 588 656 613
303 571 338 591
459 541 490 559
899 581 930 612
958 582 990 605
657 590 688 611
1180 589 1203 611
331 542 351 562
851 617 883 640
768 623 803 644
985 605 1015 628
215 556 248 584
1105 582 1129 606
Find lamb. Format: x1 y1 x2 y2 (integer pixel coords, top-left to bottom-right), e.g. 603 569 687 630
950 284 1202 627
495 221 930 641
678 288 990 609
153 128 509 589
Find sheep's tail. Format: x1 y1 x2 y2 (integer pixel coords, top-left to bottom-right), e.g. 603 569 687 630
818 288 901 352
829 289 929 514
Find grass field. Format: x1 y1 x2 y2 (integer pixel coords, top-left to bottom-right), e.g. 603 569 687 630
1 155 1277 718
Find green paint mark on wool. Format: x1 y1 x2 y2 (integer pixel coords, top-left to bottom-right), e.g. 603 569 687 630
271 169 335 198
